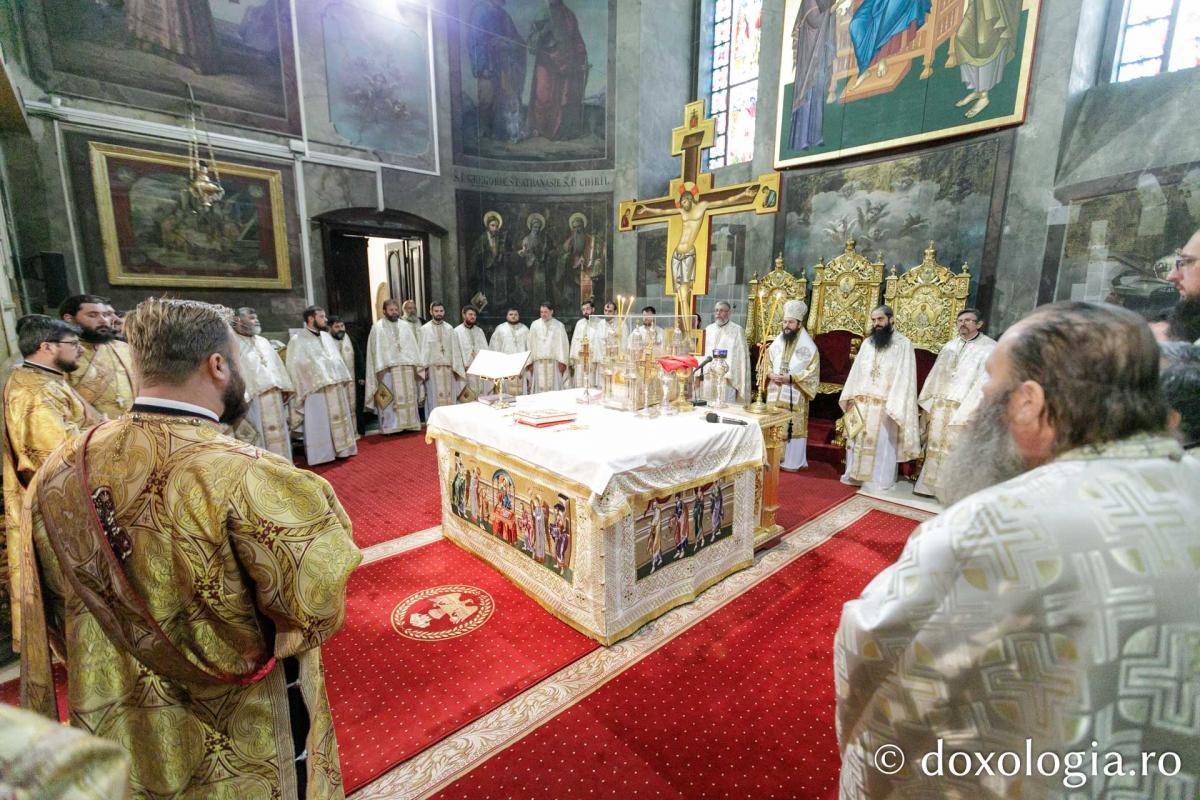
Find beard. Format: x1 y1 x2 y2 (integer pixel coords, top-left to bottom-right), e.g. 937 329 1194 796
385 312 400 322
218 367 250 425
464 320 476 328
54 355 80 373
1169 295 1200 342
781 327 799 345
80 326 114 344
936 386 1028 507
331 330 346 339
870 324 894 350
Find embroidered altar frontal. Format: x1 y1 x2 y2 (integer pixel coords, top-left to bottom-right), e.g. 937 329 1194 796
427 391 764 645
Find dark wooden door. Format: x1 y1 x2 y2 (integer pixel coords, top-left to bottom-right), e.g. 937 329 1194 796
322 228 371 431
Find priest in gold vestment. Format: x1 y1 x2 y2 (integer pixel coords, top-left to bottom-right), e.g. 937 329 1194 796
765 301 820 471
60 294 136 418
836 302 1200 799
364 299 422 433
232 307 295 460
914 308 996 497
287 306 358 465
20 298 361 800
3 317 98 649
838 305 920 491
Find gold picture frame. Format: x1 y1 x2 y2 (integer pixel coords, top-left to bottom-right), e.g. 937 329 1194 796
773 0 1042 170
90 142 291 290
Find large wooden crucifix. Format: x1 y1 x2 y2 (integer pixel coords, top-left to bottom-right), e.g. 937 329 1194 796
617 99 780 321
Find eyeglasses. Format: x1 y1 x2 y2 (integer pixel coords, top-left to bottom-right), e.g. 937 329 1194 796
52 339 83 349
1173 251 1198 271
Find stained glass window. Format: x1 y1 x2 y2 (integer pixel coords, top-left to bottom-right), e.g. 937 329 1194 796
707 0 762 169
1113 0 1199 82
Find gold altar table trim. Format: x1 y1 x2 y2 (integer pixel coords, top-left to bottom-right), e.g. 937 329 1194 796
444 509 754 647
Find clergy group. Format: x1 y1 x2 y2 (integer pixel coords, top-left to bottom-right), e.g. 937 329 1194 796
1 226 1199 798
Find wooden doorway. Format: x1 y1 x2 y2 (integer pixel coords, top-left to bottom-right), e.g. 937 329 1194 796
314 208 446 429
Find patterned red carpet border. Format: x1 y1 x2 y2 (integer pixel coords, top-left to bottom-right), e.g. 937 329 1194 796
352 496 931 800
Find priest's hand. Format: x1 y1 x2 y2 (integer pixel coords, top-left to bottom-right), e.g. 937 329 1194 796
769 373 789 385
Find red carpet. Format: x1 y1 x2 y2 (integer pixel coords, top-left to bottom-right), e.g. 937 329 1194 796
0 663 67 718
323 539 598 792
307 432 441 547
432 509 918 800
777 462 857 531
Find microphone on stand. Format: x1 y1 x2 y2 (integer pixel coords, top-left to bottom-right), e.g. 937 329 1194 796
705 412 748 426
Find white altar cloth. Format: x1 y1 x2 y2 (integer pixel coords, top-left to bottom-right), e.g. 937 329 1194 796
427 389 763 511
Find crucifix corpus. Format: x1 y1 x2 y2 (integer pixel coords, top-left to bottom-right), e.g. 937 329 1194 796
618 100 780 332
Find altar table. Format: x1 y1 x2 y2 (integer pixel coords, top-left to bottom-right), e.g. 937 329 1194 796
426 390 778 644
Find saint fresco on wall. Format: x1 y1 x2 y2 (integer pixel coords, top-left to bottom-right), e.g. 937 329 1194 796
1051 166 1200 317
456 190 612 324
23 0 300 134
449 0 615 169
773 0 1040 169
776 135 1011 310
308 1 436 171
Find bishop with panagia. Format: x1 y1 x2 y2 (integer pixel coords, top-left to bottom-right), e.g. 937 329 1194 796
764 300 820 470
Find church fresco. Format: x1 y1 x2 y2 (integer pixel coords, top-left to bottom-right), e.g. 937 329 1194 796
1050 165 1200 317
448 450 576 583
300 1 436 172
22 0 300 134
773 0 1041 169
89 142 291 290
455 189 612 325
449 0 615 169
775 135 1012 312
634 478 734 581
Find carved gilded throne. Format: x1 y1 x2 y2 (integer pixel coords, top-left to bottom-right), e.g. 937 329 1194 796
883 242 971 388
809 240 885 394
747 254 809 346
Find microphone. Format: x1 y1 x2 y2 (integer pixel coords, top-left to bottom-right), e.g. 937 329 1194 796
705 412 748 426
694 354 714 369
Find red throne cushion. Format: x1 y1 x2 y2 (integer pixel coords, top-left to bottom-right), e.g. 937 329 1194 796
914 349 936 392
813 330 858 388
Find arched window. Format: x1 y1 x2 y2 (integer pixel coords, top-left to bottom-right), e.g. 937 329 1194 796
1112 0 1199 82
704 0 763 169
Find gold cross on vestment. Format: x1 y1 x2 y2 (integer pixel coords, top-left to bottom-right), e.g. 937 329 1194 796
617 100 781 312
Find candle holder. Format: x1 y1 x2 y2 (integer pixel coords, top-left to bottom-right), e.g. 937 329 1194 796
492 377 513 409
